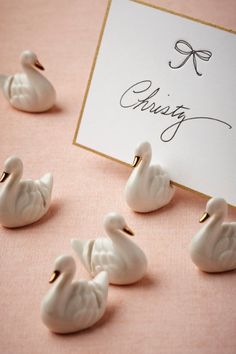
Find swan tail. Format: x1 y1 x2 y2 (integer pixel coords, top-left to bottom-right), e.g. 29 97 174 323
92 271 109 294
40 172 53 191
159 172 175 203
37 173 53 209
93 270 109 288
91 271 109 308
0 75 7 89
71 238 95 274
167 181 175 201
71 239 87 259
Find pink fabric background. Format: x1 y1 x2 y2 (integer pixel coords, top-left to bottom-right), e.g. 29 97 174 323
0 1 236 353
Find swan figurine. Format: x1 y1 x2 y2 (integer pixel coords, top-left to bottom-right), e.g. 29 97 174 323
190 197 236 273
0 155 53 228
125 141 175 212
0 50 56 112
41 255 109 334
71 212 147 285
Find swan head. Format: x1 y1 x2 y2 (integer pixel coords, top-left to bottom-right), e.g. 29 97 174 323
20 50 45 70
133 141 152 167
199 197 228 223
104 212 134 236
49 255 76 284
0 156 23 183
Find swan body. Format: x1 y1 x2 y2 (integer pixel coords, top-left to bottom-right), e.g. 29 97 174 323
41 255 109 334
71 212 147 285
125 142 175 213
0 156 53 228
190 197 236 273
0 50 56 112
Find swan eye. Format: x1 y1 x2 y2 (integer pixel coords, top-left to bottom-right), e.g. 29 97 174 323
0 172 10 183
199 212 210 223
49 270 60 283
132 155 141 168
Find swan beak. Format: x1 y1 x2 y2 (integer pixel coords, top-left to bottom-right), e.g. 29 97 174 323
0 171 10 183
49 270 60 283
199 212 210 223
132 155 141 168
123 226 134 236
34 60 45 71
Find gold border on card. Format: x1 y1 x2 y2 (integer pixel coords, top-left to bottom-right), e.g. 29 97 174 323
131 0 236 34
73 0 236 208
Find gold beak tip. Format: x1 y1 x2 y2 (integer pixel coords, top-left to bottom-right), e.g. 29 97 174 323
0 171 9 183
49 270 60 283
35 60 45 70
132 155 141 168
199 212 210 223
123 226 135 236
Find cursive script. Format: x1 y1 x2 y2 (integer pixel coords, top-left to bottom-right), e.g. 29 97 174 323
120 80 232 142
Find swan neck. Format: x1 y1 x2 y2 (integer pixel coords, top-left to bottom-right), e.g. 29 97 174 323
201 213 223 244
45 270 74 315
209 209 225 225
138 153 151 174
22 64 44 81
5 168 22 189
55 270 74 290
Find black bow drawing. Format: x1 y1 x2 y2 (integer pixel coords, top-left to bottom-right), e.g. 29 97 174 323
169 40 212 76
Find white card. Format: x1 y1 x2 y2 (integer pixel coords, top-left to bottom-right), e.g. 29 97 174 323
74 0 236 206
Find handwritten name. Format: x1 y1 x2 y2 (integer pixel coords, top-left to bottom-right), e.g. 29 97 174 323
120 80 232 142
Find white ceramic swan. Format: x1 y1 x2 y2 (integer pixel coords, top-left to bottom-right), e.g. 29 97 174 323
71 212 147 285
190 197 236 273
0 156 53 228
41 255 109 334
0 50 56 112
125 141 175 212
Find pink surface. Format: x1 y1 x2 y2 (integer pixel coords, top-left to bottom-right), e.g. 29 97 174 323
0 1 236 353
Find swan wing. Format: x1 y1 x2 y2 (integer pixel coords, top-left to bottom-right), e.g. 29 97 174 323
8 73 38 110
91 238 127 275
35 173 53 208
70 274 108 328
213 224 236 260
149 166 173 202
148 164 163 181
220 224 236 248
9 73 29 94
16 178 49 222
69 281 97 327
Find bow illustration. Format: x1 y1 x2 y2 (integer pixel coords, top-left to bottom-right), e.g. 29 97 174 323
169 40 212 76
